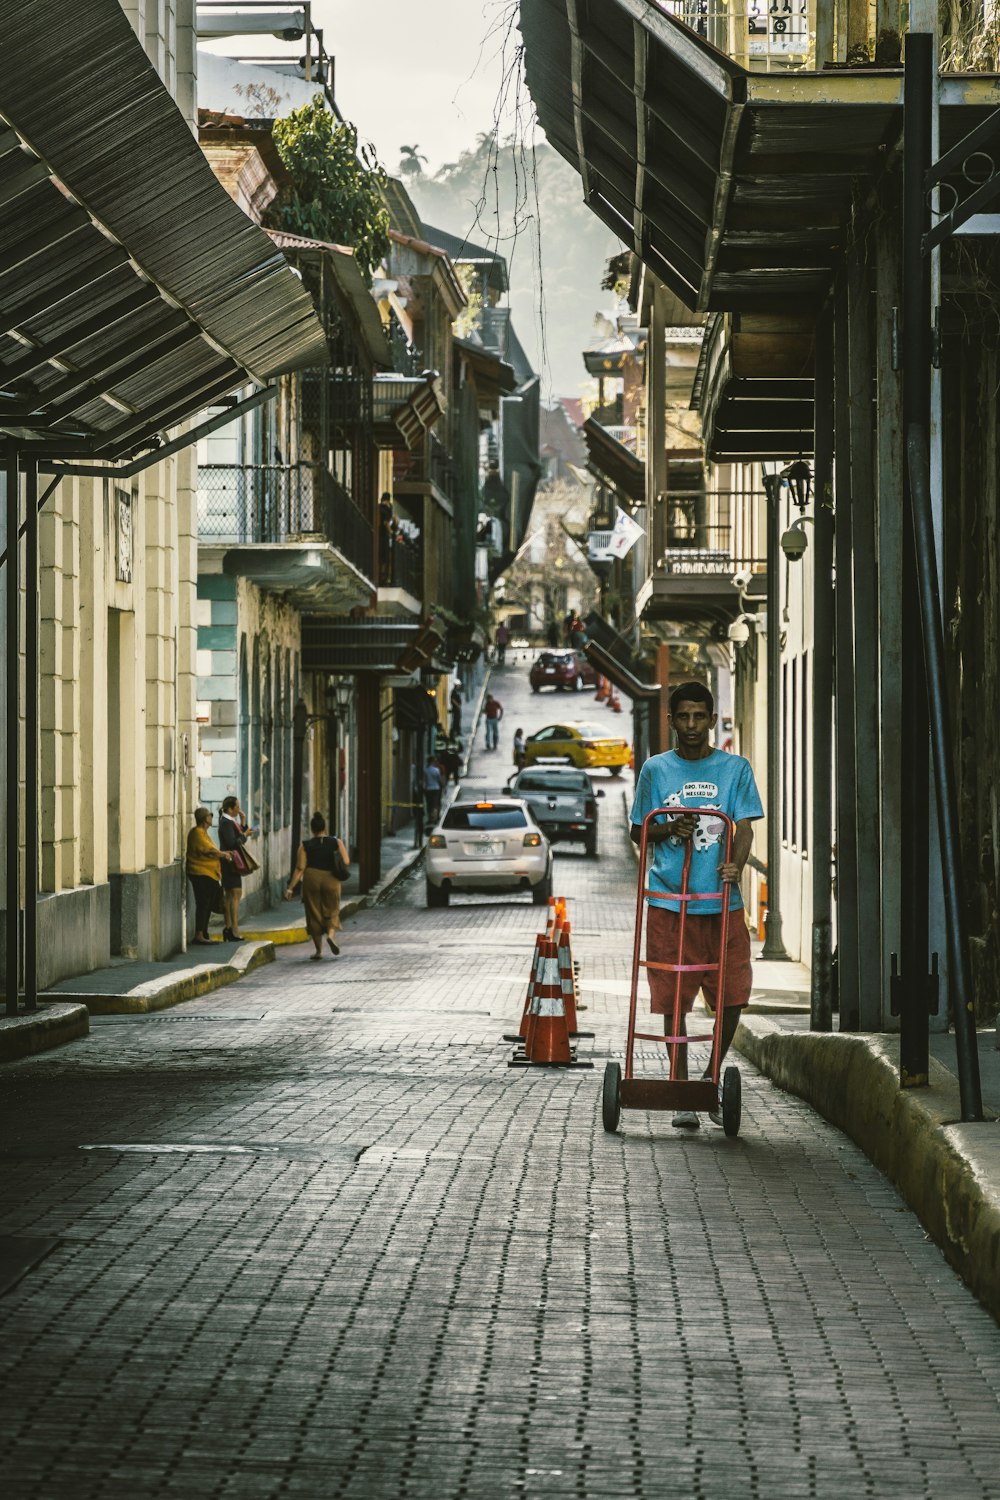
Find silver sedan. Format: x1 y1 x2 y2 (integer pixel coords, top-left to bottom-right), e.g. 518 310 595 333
425 799 553 908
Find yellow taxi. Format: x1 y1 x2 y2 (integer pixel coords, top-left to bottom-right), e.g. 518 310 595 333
523 721 630 775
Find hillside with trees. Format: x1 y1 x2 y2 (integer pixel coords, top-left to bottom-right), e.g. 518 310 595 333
400 133 622 398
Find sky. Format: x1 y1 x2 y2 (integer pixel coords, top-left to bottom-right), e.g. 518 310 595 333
320 0 516 175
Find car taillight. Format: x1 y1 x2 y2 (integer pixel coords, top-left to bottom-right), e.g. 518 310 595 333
585 800 596 818
523 832 542 847
428 835 447 848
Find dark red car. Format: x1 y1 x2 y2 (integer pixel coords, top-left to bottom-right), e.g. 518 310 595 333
529 650 599 693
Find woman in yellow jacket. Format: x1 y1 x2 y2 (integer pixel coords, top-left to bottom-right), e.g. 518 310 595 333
185 807 232 944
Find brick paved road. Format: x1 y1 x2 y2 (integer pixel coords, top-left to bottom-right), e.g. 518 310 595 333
2 664 1000 1498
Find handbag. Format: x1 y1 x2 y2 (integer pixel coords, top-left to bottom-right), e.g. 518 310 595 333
332 840 350 882
210 883 226 916
239 846 260 874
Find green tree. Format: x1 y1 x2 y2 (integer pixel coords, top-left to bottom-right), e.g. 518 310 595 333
266 96 390 285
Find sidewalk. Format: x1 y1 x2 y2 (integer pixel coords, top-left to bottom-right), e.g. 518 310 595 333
619 776 1000 1322
1 813 442 1064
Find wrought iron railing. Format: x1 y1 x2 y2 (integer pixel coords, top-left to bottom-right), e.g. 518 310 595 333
379 531 423 598
392 433 456 502
197 464 374 581
652 522 761 577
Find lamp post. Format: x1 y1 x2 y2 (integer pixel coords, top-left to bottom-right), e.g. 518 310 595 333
761 470 790 961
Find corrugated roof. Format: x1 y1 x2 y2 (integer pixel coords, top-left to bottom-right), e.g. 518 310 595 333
0 0 328 455
520 0 1000 314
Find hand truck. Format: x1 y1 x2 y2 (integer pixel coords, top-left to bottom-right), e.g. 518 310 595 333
602 806 743 1137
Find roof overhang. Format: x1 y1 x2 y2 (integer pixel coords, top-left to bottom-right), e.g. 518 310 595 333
301 617 444 673
583 416 645 504
0 0 329 459
694 311 815 460
373 373 446 450
266 231 391 369
454 337 518 402
211 543 373 613
520 0 1000 315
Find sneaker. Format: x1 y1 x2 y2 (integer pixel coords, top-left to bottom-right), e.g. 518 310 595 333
671 1111 700 1131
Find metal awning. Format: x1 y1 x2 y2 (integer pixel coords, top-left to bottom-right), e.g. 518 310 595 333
584 417 645 505
694 312 815 460
520 0 1000 314
301 618 443 673
394 686 441 729
583 611 661 701
454 338 518 403
0 0 328 458
373 373 446 450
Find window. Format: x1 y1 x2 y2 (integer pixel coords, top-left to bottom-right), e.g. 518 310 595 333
790 657 798 849
443 805 528 830
801 652 809 855
515 772 590 793
781 661 788 844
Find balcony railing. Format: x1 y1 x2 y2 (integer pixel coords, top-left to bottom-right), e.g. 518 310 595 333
392 433 456 503
379 530 423 598
652 523 760 576
197 463 374 582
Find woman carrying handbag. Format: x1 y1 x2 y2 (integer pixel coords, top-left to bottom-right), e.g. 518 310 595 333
285 812 350 961
218 795 258 941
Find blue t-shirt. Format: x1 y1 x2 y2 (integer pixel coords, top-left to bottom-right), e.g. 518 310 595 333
630 749 764 914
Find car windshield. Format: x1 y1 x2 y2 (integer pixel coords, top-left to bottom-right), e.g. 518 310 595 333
515 772 590 793
537 653 572 666
572 725 613 740
443 805 528 830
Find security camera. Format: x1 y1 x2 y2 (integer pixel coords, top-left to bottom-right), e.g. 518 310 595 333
728 616 751 645
780 524 808 561
732 568 753 591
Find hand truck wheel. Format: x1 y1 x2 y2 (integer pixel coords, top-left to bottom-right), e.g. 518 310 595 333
722 1065 742 1138
602 1062 622 1133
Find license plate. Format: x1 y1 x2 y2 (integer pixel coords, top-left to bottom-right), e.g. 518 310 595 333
465 842 502 857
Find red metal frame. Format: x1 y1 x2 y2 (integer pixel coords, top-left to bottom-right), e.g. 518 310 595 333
620 806 735 1113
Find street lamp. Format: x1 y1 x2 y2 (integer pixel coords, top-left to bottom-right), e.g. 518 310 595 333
781 457 813 512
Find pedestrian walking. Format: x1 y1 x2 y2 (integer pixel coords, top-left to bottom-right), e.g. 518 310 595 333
218 795 257 941
185 807 231 944
629 680 763 1131
285 812 350 960
484 692 504 751
440 735 462 784
424 756 444 827
449 680 463 736
495 621 509 665
513 727 527 769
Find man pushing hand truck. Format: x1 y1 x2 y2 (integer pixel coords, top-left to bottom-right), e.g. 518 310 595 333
602 681 764 1136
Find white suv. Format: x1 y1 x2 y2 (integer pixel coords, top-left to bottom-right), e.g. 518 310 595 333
425 799 553 908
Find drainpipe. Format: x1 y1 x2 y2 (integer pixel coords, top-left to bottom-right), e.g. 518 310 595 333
761 471 789 961
5 449 19 1013
290 698 307 886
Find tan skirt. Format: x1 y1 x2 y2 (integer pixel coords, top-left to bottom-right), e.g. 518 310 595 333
302 868 341 939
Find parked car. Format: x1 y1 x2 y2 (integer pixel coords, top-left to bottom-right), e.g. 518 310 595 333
523 722 631 775
425 799 553 907
506 766 605 856
529 650 599 693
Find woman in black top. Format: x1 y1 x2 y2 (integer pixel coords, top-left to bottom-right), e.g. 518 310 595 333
285 812 350 961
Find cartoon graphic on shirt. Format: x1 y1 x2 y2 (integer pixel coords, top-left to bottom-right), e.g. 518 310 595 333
664 785 725 850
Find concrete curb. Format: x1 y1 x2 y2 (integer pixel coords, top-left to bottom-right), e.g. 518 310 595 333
735 1015 1000 1324
0 1001 90 1064
49 940 275 1016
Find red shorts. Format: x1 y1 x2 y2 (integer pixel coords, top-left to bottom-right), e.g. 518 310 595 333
645 905 752 1014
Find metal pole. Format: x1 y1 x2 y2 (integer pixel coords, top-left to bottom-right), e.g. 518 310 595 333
23 459 38 1009
761 471 789 960
900 32 934 1088
906 431 983 1120
290 698 307 886
811 309 835 1030
5 450 20 1014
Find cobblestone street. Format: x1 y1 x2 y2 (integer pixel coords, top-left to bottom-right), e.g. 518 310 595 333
3 667 1000 1498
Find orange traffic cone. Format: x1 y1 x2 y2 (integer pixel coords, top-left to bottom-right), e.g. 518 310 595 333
594 676 609 702
503 933 545 1044
516 939 573 1065
557 922 594 1039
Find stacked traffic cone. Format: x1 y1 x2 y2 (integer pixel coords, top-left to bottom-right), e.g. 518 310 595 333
594 676 609 703
509 938 586 1067
608 687 623 713
504 932 546 1043
557 921 594 1039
